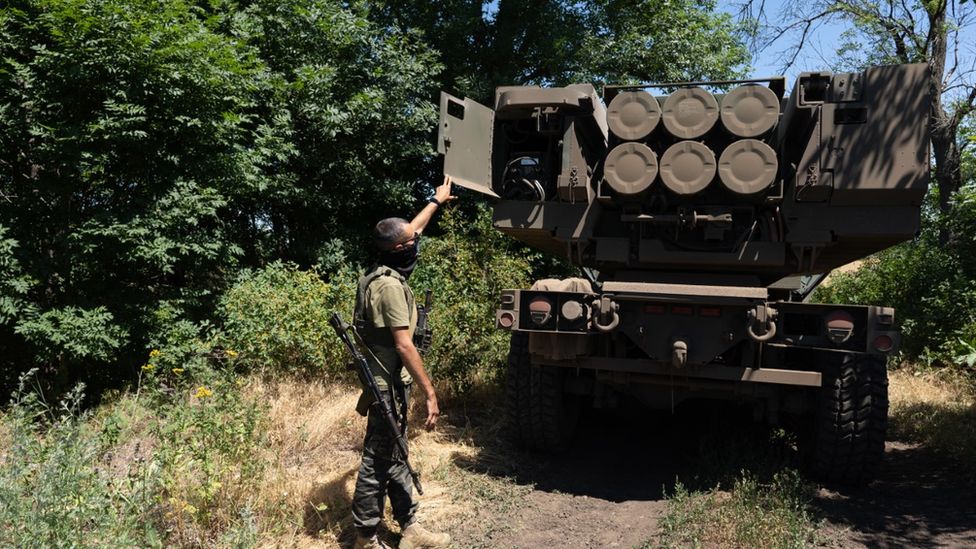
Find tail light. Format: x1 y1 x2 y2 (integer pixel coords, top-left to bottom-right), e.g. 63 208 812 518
825 310 855 344
873 334 894 352
528 296 553 326
498 311 516 329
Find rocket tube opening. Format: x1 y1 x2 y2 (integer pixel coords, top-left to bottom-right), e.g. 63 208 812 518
720 84 779 138
662 87 719 139
607 90 661 141
659 140 716 195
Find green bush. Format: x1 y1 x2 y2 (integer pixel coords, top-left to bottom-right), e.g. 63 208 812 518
406 206 534 390
15 306 129 364
140 302 219 385
218 261 355 376
216 206 535 391
0 372 162 548
0 367 272 548
0 0 441 389
814 185 976 366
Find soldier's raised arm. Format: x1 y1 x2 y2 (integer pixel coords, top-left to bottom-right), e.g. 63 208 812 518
407 175 456 235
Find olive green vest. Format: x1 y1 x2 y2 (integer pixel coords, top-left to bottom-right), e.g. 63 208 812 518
353 264 416 388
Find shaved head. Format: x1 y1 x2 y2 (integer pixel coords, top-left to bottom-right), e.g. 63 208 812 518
373 217 409 251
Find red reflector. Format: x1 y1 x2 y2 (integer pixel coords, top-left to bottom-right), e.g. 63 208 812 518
699 306 722 317
671 305 693 316
873 334 893 352
498 311 515 329
643 304 666 314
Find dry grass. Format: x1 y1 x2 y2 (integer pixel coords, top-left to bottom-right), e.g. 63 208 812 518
242 377 527 548
245 367 974 547
9 361 974 547
888 367 976 475
0 414 9 455
243 378 364 547
25 374 529 548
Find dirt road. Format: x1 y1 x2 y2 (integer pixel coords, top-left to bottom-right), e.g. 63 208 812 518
442 405 976 549
817 441 976 548
310 374 975 549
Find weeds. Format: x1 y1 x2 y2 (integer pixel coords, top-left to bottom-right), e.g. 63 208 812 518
0 371 162 548
4 362 973 548
150 373 269 547
657 470 819 549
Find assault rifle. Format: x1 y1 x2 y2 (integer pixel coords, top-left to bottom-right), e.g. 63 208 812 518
414 288 433 355
329 312 424 495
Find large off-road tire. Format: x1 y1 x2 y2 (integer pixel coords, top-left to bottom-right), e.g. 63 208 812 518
505 332 579 452
811 352 888 485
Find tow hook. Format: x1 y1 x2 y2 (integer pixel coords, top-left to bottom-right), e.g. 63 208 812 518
672 340 688 368
591 295 620 333
746 304 778 342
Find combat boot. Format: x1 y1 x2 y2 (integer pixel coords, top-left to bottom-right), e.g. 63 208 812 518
354 534 393 549
399 523 451 549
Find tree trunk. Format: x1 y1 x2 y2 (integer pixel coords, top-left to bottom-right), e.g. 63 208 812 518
925 2 960 244
931 126 962 210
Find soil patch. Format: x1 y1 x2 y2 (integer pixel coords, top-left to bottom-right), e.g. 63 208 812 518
816 441 976 548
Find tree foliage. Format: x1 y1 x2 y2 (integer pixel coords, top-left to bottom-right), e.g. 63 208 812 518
0 0 442 387
743 1 976 367
0 0 748 390
815 180 976 365
742 0 976 227
369 0 749 103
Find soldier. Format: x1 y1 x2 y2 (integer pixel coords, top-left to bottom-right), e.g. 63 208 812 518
351 176 455 549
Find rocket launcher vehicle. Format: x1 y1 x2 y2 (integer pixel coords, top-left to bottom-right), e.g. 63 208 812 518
438 64 931 287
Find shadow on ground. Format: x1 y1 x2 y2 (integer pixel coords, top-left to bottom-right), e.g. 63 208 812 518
814 442 976 548
450 399 792 502
813 395 976 548
447 392 976 548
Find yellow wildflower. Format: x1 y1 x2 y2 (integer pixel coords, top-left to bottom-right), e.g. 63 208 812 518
141 363 155 372
195 386 213 399
225 349 238 358
171 368 184 375
149 349 161 358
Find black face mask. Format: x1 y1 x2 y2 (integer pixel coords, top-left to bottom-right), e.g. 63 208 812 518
378 237 420 279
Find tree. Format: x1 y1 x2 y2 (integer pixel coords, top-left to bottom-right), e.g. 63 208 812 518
0 0 268 385
742 0 976 236
221 0 443 268
0 0 749 390
368 0 750 104
0 0 442 388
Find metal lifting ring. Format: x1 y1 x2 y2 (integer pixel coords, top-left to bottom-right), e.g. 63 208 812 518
593 311 620 333
746 317 777 342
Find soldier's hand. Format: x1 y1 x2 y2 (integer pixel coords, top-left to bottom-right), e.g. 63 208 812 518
424 396 440 431
434 175 457 204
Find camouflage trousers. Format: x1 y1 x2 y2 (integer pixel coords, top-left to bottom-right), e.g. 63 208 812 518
352 384 418 536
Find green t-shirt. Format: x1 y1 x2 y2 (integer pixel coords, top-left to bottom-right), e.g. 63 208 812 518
359 272 416 389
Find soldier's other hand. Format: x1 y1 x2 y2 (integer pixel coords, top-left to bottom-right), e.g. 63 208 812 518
434 175 457 204
424 396 440 431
